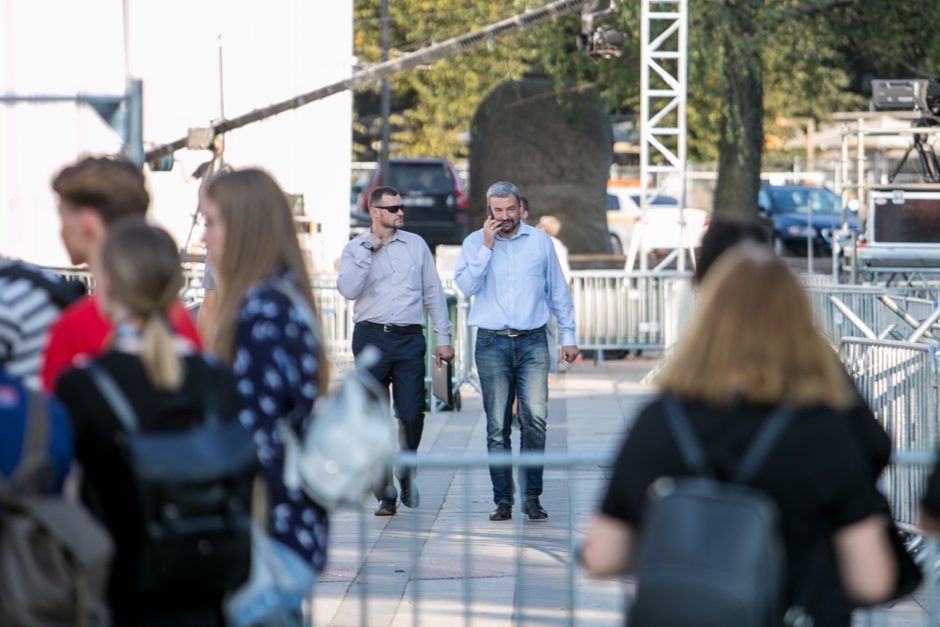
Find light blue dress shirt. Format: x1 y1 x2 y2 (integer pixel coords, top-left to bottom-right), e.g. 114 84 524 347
455 223 576 346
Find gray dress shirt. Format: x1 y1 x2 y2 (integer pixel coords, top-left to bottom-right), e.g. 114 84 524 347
337 230 452 345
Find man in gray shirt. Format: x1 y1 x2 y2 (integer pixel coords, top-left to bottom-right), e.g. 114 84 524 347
338 185 454 516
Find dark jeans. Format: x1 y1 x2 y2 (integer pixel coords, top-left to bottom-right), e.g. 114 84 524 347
352 324 426 501
474 329 549 506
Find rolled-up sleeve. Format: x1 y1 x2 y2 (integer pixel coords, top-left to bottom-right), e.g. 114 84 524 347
421 246 452 345
337 240 373 300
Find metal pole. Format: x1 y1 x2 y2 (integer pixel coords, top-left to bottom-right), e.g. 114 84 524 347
856 118 865 228
676 0 688 273
380 0 391 186
126 79 144 167
839 122 850 284
217 34 226 119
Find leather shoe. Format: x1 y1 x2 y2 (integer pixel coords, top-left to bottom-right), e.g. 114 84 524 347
523 499 548 520
399 476 419 508
489 503 512 521
375 499 397 516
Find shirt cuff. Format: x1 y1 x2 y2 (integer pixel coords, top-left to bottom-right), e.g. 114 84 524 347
475 245 493 262
353 245 373 267
560 331 577 346
436 335 451 346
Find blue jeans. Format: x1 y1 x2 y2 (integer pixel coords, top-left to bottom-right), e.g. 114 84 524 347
474 329 550 505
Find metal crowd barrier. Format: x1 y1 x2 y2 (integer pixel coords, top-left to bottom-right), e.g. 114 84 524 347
317 450 940 626
806 284 910 345
569 270 693 353
840 338 940 528
312 274 356 364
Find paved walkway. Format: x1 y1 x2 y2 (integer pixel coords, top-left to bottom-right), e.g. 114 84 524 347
311 358 929 627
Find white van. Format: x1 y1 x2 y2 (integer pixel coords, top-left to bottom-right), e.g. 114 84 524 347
606 188 709 255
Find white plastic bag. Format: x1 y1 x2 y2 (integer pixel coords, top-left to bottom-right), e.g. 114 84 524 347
282 346 396 510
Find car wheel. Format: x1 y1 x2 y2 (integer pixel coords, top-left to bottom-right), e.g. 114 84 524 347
609 233 623 255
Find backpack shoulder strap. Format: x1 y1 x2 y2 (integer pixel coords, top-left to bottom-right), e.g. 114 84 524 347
195 356 223 427
661 395 712 478
9 388 54 493
86 364 139 432
734 407 795 484
271 277 323 346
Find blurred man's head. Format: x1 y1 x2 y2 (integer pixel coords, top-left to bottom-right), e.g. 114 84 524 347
537 215 561 237
519 196 530 224
51 157 149 265
694 214 771 285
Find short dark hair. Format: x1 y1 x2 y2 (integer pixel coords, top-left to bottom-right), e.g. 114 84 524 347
51 156 149 225
694 214 772 284
368 186 400 208
519 196 529 213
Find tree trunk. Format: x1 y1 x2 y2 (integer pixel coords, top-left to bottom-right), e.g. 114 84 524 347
713 21 764 217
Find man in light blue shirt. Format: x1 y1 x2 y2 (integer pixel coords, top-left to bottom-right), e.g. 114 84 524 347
455 181 578 521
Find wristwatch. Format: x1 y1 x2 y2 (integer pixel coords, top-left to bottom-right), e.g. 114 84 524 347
362 240 375 251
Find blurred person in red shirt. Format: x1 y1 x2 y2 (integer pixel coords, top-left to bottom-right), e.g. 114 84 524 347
41 156 201 392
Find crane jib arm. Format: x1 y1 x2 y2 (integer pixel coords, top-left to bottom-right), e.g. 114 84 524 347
144 0 591 163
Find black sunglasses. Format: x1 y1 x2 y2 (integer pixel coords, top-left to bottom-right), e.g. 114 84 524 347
374 204 404 213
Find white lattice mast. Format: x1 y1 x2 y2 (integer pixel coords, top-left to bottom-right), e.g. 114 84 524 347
627 0 688 272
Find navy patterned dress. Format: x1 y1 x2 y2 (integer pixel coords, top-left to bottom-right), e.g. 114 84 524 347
232 269 328 572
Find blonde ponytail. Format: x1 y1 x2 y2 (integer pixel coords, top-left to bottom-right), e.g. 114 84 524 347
139 313 183 391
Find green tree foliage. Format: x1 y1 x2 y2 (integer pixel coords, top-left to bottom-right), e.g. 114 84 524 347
354 0 940 215
354 1 537 159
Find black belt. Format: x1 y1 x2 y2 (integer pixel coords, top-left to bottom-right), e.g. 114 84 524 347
479 326 546 337
358 320 424 334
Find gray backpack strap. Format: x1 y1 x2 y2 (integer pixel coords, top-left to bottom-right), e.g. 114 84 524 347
86 364 139 432
10 389 54 493
272 278 323 346
661 396 712 478
734 407 795 485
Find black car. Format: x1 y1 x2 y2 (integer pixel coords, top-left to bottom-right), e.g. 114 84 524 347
758 185 861 255
351 158 469 251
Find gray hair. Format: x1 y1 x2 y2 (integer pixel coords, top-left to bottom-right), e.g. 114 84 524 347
486 181 521 204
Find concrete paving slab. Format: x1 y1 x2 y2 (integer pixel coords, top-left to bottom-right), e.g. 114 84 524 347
311 357 927 626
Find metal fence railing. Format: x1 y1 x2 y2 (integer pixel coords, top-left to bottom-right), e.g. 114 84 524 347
841 338 940 528
317 450 940 626
569 271 693 353
312 274 355 364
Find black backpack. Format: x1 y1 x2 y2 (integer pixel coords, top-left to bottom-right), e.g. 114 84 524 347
629 397 803 627
87 362 257 595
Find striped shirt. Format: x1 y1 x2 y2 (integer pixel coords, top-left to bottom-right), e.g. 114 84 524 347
0 262 84 390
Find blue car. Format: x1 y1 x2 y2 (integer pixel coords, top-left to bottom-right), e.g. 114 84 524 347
758 185 861 255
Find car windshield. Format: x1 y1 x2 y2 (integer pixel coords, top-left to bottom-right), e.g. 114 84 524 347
629 194 679 207
768 188 839 215
389 163 454 195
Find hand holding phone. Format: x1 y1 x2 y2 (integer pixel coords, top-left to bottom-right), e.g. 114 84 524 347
483 214 499 249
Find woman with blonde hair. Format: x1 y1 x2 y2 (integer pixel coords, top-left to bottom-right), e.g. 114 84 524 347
202 168 330 572
56 218 240 626
580 244 897 626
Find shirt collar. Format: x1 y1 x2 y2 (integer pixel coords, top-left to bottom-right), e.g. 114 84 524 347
495 222 534 241
366 229 403 244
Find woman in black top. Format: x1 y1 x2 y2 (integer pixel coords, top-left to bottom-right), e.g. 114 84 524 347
580 245 896 626
55 220 238 627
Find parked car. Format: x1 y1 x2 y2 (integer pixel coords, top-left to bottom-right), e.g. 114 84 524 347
606 188 709 255
758 184 861 256
351 158 469 251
